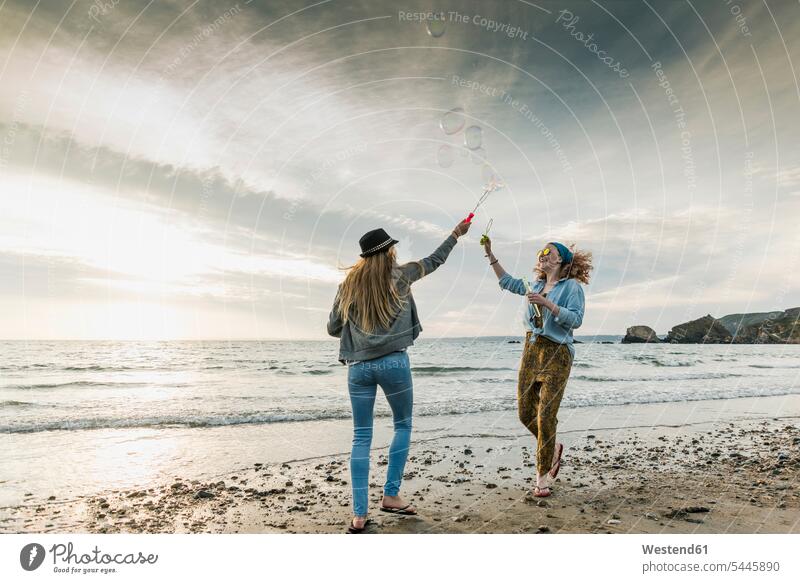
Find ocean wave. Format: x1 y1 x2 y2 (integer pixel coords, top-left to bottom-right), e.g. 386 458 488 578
0 399 518 434
274 368 333 376
574 372 745 383
412 366 514 376
0 412 348 434
4 386 800 434
563 386 800 409
5 381 154 390
0 363 50 370
63 365 138 371
0 400 42 408
474 377 514 383
270 365 515 376
627 355 696 367
748 364 800 369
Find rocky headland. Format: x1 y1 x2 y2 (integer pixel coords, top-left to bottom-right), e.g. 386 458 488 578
622 307 799 344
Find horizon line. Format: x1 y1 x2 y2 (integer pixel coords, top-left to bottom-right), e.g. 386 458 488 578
0 334 625 342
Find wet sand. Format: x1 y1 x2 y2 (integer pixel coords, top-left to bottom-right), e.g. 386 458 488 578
3 395 799 534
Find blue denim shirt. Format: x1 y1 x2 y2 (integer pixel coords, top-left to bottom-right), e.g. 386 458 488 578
498 273 585 359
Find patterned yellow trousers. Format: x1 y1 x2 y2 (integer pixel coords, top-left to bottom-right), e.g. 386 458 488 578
517 331 573 477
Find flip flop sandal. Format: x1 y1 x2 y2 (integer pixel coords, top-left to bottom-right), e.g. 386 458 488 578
380 503 417 515
347 518 370 534
549 443 564 479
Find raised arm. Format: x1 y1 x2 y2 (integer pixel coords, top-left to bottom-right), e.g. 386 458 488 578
483 236 506 280
482 236 526 296
400 219 471 284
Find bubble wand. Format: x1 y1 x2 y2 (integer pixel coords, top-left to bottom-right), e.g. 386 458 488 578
465 176 504 223
477 212 540 318
479 218 493 246
465 188 491 224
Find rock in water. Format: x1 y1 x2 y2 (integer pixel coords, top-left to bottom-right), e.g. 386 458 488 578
634 307 798 344
665 315 733 343
622 325 660 343
716 310 784 335
734 307 800 344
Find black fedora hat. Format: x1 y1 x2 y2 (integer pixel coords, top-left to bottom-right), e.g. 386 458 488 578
359 228 399 258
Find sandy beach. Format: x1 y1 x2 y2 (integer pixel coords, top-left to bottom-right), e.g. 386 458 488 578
3 393 798 535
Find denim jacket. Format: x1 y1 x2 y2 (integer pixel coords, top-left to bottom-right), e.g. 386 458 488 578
498 272 585 359
327 234 459 363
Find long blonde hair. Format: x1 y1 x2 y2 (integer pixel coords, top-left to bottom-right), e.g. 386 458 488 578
337 247 408 334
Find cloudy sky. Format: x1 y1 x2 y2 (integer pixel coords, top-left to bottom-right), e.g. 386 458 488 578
1 0 798 340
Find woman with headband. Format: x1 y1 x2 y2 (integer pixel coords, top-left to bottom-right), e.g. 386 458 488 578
482 238 593 497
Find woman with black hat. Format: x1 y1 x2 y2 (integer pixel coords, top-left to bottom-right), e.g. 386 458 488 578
328 219 472 532
482 238 592 498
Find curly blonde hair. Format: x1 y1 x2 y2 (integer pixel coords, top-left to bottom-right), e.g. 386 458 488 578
534 243 593 284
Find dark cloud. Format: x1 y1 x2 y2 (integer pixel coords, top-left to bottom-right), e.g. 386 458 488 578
1 0 799 338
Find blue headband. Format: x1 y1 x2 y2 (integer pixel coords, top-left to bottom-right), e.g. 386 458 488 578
548 241 573 265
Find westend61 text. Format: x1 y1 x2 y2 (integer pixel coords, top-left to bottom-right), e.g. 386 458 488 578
642 544 708 555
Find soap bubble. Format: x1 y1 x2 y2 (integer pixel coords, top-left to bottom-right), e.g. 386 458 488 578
481 164 498 184
464 125 482 150
439 107 465 135
483 168 505 191
470 147 486 165
426 17 446 38
436 144 454 168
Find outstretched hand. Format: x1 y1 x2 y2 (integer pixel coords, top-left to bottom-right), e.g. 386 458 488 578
452 219 471 238
481 235 492 257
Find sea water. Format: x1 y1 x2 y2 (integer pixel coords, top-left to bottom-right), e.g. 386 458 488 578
1 338 798 507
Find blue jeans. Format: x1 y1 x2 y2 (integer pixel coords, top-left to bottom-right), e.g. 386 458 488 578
347 350 413 517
